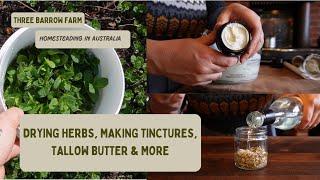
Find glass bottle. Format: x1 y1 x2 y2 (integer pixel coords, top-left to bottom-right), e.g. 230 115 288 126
234 126 268 170
246 96 303 130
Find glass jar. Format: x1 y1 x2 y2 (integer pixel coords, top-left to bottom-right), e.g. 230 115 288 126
301 54 320 80
234 126 268 170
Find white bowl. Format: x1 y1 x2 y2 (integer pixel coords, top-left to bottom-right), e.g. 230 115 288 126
210 43 261 84
0 25 124 114
216 53 261 84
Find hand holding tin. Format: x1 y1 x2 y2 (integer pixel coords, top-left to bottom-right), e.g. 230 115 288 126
147 36 238 86
212 3 264 63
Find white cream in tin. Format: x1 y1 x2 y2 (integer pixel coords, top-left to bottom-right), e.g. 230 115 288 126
221 23 250 51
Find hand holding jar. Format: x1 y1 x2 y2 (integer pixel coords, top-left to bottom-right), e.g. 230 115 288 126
213 3 264 63
147 34 238 86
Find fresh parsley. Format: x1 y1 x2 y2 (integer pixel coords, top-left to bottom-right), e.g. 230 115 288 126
4 44 108 114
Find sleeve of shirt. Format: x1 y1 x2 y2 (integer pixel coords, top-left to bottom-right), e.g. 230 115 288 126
206 1 226 29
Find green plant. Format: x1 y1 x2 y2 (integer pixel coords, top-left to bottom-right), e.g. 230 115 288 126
117 1 132 11
117 2 147 114
4 44 108 114
5 159 105 179
90 18 101 30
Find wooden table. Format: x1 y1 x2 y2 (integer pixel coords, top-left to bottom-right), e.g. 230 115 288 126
178 65 320 93
149 136 320 179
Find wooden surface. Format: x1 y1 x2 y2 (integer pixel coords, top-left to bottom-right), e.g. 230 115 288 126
179 65 320 93
148 136 320 179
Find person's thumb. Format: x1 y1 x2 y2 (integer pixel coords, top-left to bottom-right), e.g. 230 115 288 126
197 31 217 46
1 108 23 128
0 107 23 165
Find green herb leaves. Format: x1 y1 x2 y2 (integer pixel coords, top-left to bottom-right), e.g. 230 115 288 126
94 77 108 89
44 58 56 68
88 83 95 94
90 18 101 30
4 44 108 114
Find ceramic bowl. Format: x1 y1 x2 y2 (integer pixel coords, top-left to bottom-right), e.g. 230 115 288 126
0 24 124 114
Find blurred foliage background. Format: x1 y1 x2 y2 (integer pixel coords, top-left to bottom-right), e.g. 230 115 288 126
0 1 147 179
